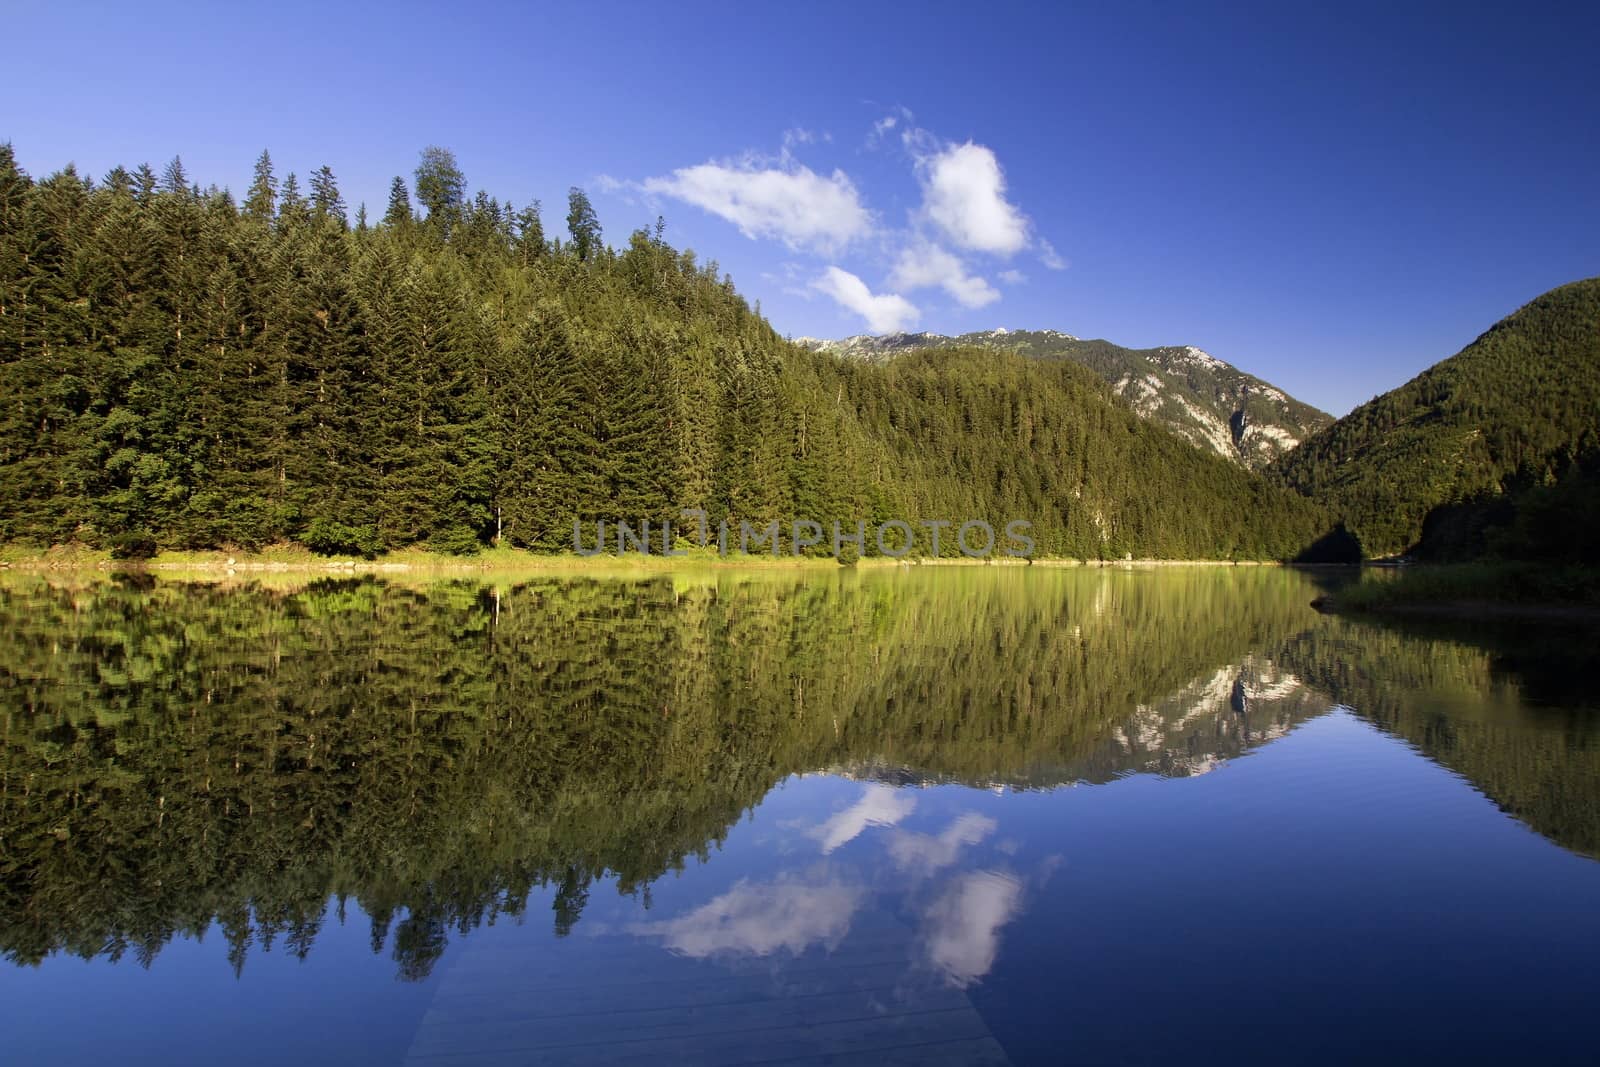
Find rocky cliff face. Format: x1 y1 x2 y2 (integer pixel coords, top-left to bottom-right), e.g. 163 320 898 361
834 656 1326 789
794 328 1331 470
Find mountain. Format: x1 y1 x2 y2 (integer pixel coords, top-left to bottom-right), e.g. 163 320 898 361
793 328 1332 470
1272 278 1600 557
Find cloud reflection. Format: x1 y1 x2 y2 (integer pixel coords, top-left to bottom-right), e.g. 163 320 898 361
630 875 863 959
810 784 917 853
888 813 998 878
921 869 1022 987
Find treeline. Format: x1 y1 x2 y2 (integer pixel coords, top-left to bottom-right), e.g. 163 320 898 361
0 143 1332 559
1271 278 1600 556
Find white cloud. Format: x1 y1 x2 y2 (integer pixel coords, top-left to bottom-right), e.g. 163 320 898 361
761 260 816 300
867 107 913 149
637 118 1062 334
808 783 917 853
593 173 636 206
812 267 920 334
889 242 1000 309
641 159 872 254
916 141 1030 256
1038 238 1067 271
630 875 862 959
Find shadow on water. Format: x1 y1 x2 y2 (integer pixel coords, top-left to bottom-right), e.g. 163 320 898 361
0 566 1595 980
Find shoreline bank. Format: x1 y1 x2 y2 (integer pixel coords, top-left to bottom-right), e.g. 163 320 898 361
1313 596 1600 623
1 544 1305 576
1310 562 1600 623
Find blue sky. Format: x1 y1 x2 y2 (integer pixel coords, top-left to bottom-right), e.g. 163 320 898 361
4 1 1597 415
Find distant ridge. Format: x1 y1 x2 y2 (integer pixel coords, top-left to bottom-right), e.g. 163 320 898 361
1271 277 1600 556
794 328 1331 470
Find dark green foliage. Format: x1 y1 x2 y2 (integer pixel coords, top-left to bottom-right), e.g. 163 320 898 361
781 345 1330 559
160 156 189 196
1332 561 1600 609
108 530 158 559
382 176 411 228
301 517 381 557
1292 523 1363 564
308 165 345 224
1418 454 1600 566
1273 279 1600 556
0 143 1335 558
243 150 276 221
1488 462 1600 565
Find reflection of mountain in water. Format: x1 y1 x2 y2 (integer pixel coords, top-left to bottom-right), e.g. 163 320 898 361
1103 657 1323 780
839 658 1325 789
0 568 1593 978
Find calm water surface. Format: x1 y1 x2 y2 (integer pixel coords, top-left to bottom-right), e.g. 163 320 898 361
1 567 1596 1065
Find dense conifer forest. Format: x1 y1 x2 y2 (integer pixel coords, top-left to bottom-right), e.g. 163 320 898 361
0 144 1333 560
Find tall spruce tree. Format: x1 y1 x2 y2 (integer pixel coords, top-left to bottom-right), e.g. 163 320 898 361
309 165 346 226
244 150 277 221
383 176 412 228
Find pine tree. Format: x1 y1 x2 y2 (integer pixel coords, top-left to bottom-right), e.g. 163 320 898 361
134 163 157 205
161 156 190 197
276 173 307 230
490 304 597 549
514 201 544 265
309 165 346 226
383 176 411 228
244 150 277 221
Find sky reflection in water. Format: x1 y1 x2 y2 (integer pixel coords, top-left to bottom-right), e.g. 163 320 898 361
1 568 1597 1064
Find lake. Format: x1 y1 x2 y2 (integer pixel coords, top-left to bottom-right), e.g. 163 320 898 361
1 566 1597 1065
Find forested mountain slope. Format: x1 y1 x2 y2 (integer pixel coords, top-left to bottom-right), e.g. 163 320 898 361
1271 279 1600 556
0 144 1331 560
797 328 1331 469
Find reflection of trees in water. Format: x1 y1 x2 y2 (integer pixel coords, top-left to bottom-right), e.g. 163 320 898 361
1276 618 1600 859
0 568 1588 978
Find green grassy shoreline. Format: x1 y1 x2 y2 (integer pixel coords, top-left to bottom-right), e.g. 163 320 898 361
0 542 1296 575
